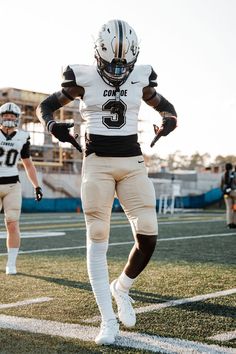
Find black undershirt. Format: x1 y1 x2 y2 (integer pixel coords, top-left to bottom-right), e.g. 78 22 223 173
85 133 142 157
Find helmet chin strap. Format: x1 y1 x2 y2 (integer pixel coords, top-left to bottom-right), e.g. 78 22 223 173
110 87 121 114
115 87 120 101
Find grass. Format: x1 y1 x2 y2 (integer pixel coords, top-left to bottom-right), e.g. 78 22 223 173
0 211 235 353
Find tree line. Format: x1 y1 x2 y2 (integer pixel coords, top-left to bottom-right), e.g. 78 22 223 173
144 151 236 171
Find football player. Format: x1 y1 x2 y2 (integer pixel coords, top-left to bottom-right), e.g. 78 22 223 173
0 102 43 275
221 162 236 228
36 19 177 345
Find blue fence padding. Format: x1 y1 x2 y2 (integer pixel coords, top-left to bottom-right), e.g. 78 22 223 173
112 198 123 212
22 198 83 213
22 188 223 212
22 198 122 213
156 187 223 209
179 188 222 208
204 187 223 204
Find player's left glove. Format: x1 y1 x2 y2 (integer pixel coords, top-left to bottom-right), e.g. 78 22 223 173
47 121 82 152
35 187 43 202
150 116 177 147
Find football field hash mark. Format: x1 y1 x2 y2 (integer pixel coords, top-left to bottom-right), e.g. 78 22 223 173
0 231 65 239
208 330 236 342
0 297 53 309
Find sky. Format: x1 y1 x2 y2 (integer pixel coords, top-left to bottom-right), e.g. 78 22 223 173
0 0 235 159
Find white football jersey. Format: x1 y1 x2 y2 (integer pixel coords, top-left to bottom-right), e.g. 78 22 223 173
65 64 157 136
0 130 29 177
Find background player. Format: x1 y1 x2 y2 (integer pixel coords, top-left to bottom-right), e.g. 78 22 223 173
0 102 43 275
221 162 236 228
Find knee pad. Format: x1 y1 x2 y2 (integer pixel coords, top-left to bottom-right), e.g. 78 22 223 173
85 212 110 242
132 209 158 235
5 209 20 222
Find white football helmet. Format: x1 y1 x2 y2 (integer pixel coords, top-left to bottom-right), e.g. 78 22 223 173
0 102 21 128
95 19 139 87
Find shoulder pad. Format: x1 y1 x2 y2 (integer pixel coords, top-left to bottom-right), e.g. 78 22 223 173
61 65 77 87
149 67 158 87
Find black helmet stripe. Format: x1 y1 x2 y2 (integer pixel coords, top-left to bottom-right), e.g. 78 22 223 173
114 20 119 58
117 20 123 59
115 20 125 60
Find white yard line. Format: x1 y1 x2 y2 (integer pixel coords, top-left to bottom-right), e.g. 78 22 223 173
85 288 236 323
0 232 65 239
0 232 235 256
0 314 234 353
47 222 228 232
135 288 236 314
208 330 236 342
157 232 236 241
0 217 225 234
0 297 53 309
0 246 87 256
0 216 224 226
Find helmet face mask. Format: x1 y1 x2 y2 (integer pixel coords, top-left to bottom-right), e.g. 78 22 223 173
95 19 139 87
0 102 21 128
96 56 136 86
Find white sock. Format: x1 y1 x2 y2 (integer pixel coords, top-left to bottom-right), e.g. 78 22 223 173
87 240 116 322
7 248 19 267
117 271 136 293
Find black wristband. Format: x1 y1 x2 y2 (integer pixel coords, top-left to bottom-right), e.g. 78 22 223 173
144 91 157 102
62 88 75 101
47 120 56 132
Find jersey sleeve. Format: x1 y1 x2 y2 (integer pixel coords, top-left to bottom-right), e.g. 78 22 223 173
61 65 77 87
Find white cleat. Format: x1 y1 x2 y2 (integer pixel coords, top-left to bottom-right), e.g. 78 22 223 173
6 265 17 275
95 319 119 345
110 279 136 327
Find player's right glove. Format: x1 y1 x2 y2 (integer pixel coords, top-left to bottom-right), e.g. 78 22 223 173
47 121 82 152
150 124 163 147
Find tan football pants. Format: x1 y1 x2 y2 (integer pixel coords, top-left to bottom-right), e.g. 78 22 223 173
81 154 158 242
0 182 22 221
224 190 236 225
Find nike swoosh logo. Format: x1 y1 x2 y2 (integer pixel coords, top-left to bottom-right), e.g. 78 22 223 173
138 160 144 163
131 81 140 84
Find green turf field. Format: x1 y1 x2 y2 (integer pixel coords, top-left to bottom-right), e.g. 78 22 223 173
0 211 235 353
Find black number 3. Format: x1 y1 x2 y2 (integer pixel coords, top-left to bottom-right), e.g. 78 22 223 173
102 99 127 129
